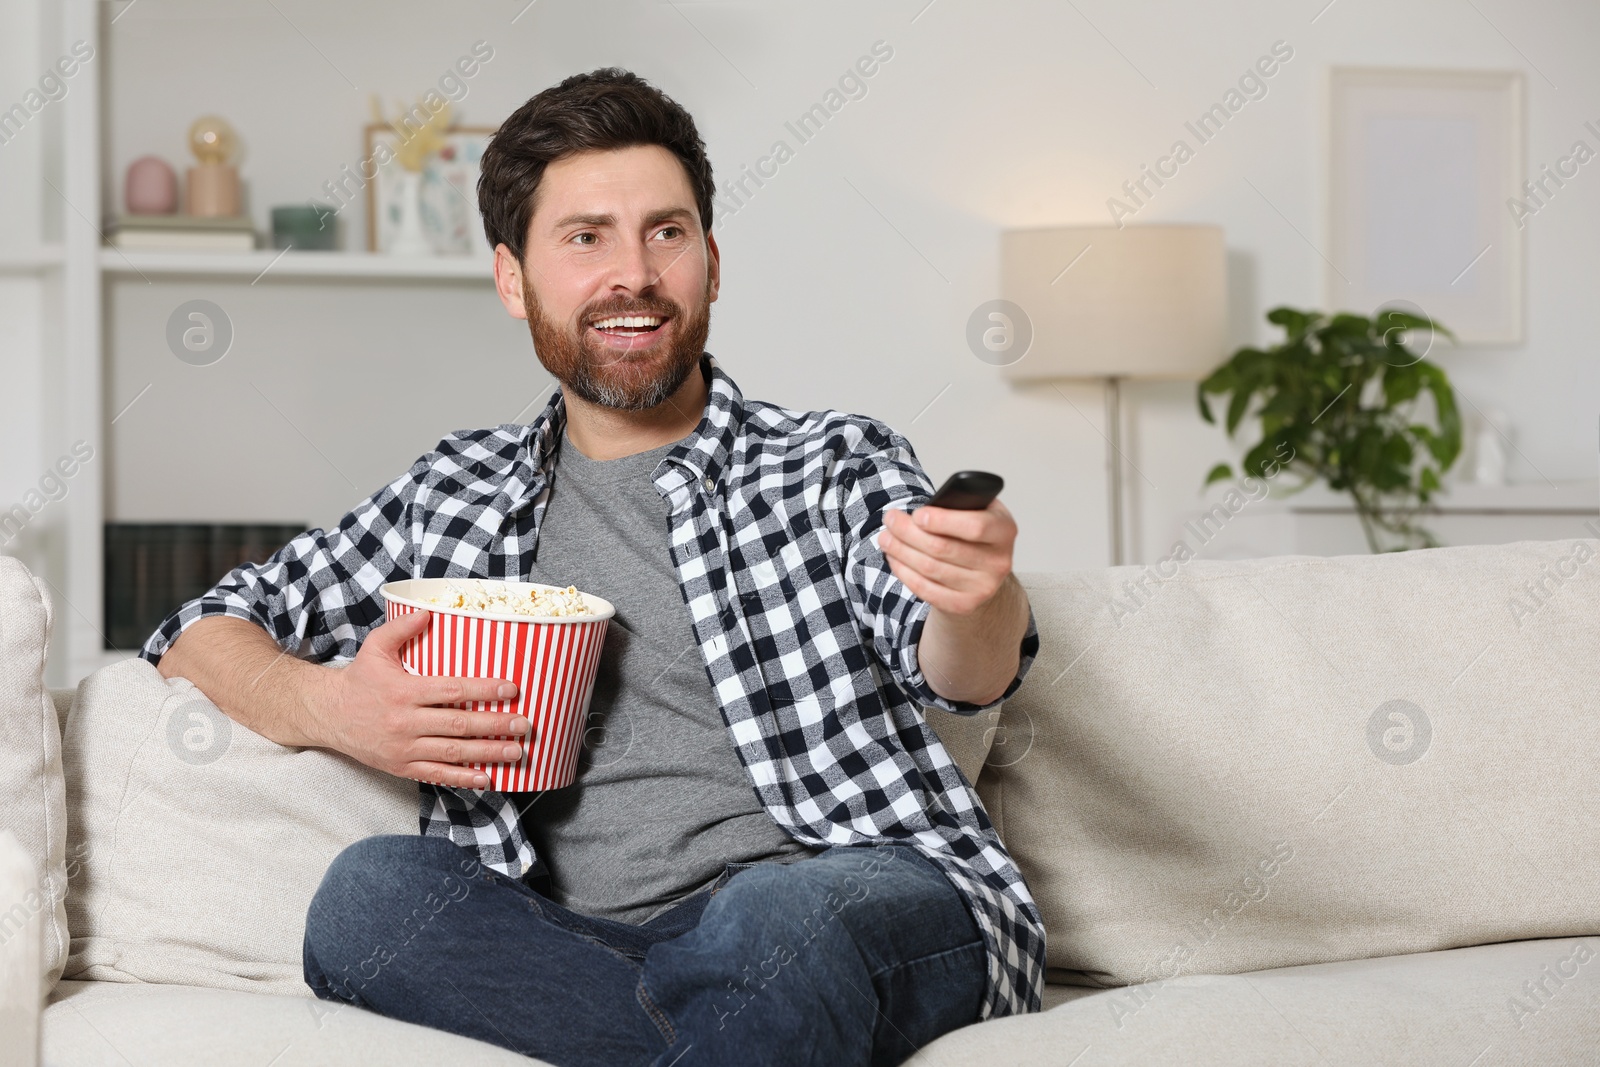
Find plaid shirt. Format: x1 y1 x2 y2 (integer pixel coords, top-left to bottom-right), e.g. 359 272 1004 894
141 353 1046 1018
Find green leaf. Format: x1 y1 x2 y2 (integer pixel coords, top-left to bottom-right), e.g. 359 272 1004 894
1260 390 1303 418
1382 363 1422 407
1224 357 1267 406
1373 463 1410 492
1204 462 1234 486
1200 363 1238 394
1266 306 1309 332
1225 387 1252 436
1230 347 1271 376
1375 308 1457 344
1241 438 1291 481
1321 313 1373 340
1266 307 1325 344
1417 363 1462 468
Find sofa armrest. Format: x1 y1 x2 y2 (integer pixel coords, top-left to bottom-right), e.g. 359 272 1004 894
0 829 42 1067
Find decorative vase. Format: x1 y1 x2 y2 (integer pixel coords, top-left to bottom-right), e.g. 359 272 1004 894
1472 408 1510 486
387 170 433 256
125 156 178 214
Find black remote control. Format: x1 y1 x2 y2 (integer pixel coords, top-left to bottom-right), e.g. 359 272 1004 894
926 470 1004 511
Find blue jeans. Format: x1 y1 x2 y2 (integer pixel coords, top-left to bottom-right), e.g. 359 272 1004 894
302 834 987 1067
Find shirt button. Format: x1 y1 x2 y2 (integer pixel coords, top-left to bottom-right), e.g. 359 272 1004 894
703 476 714 493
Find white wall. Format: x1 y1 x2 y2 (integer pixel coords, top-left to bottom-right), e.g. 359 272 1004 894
16 0 1600 578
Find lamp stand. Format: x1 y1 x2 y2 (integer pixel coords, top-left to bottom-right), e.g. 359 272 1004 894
1104 375 1126 567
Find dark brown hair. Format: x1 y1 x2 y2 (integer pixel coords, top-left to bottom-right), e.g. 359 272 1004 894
477 68 715 263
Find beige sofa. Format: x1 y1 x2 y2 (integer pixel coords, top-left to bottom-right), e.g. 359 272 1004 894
3 538 1597 1066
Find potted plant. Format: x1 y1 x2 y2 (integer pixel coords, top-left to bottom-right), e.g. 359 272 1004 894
1198 307 1463 553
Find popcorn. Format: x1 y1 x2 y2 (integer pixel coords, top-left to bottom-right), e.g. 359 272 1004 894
424 580 591 618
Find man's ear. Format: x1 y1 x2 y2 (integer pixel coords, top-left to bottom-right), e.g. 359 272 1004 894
706 229 721 304
493 243 529 320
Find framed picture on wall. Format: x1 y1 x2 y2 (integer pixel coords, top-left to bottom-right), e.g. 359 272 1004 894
364 124 496 255
1326 68 1524 344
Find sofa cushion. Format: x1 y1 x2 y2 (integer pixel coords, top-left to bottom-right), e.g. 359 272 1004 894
921 702 999 789
0 555 69 999
48 688 73 734
924 936 1600 1064
994 539 1600 987
44 978 548 1066
61 659 419 996
0 829 43 1062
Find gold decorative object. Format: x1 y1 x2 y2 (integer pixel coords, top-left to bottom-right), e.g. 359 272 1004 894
188 115 237 165
370 95 452 171
185 114 241 217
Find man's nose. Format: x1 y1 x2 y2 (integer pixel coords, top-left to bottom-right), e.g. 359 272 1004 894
605 235 658 293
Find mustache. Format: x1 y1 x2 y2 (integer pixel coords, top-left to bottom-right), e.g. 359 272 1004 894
578 299 678 325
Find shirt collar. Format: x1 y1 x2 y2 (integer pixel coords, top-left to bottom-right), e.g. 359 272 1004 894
519 351 743 499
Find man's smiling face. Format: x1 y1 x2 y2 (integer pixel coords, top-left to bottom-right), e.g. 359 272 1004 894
507 143 719 412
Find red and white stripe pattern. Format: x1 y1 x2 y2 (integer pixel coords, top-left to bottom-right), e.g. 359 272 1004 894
386 601 609 791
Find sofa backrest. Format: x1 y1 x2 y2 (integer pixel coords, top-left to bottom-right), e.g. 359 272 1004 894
990 537 1600 988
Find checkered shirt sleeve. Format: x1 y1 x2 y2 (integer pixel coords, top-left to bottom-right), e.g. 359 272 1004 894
831 425 1040 714
137 460 425 666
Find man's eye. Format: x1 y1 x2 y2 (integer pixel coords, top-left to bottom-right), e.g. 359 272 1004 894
656 226 683 240
573 233 597 245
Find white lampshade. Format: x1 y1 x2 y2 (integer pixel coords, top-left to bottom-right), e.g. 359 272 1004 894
999 224 1227 381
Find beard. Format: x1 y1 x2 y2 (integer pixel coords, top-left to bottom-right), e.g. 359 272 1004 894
521 271 712 412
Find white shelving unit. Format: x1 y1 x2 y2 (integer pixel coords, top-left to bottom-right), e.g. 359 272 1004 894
58 0 103 685
44 0 498 683
100 248 494 280
0 244 64 273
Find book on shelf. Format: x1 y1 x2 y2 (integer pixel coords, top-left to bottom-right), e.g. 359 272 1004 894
107 214 258 252
103 522 306 650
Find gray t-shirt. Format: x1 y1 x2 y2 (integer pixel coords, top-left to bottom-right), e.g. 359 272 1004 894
519 428 821 924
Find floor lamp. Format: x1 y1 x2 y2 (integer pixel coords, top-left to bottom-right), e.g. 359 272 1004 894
1000 225 1227 566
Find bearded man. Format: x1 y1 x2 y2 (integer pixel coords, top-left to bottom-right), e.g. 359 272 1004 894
143 67 1044 1067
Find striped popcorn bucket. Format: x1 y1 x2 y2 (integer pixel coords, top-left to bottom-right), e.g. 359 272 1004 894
379 579 614 792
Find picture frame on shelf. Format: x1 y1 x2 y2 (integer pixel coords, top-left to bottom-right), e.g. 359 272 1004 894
363 124 495 255
1326 68 1524 345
